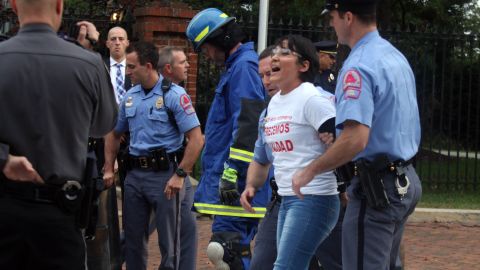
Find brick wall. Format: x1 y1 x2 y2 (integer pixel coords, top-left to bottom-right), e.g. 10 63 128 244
134 1 198 103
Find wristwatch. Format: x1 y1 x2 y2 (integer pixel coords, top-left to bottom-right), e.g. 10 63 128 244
175 168 187 177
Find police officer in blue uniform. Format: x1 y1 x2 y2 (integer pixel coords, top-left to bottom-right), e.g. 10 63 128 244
186 8 269 270
292 1 422 269
103 41 204 270
313 40 338 94
240 46 277 270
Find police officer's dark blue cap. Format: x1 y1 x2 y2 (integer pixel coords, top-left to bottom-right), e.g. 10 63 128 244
321 0 378 15
314 40 337 54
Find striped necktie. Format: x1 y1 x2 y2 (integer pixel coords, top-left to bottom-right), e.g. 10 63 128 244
115 63 126 102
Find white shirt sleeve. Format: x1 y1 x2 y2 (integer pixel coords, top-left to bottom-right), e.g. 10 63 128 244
303 95 336 130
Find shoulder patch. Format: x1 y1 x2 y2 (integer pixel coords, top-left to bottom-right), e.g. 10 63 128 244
342 70 362 100
180 94 195 115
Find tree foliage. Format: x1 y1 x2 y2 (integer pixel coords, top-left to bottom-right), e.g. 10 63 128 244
61 0 480 34
377 0 479 32
180 0 480 33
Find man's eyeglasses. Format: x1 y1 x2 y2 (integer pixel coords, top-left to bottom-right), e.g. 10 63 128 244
271 47 302 58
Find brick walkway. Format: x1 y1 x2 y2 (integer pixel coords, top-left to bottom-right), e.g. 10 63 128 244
142 219 480 270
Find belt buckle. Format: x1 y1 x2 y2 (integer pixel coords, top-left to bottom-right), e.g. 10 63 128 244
139 157 149 169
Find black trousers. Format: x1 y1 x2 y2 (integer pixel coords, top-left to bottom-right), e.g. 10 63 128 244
0 195 86 270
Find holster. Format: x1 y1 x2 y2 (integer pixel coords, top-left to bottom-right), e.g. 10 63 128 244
173 147 185 164
356 155 391 209
334 161 355 183
149 148 171 171
77 157 104 230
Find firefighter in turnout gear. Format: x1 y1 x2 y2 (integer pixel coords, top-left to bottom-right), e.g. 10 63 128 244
186 8 270 270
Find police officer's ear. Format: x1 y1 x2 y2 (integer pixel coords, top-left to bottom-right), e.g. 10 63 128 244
344 11 355 25
145 62 154 71
164 63 173 76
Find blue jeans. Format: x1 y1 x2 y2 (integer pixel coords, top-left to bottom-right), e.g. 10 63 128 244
275 195 340 270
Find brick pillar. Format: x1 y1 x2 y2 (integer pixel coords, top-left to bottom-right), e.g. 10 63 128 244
134 1 198 103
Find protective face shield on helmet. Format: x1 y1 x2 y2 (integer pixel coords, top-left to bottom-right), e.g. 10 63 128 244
186 8 235 52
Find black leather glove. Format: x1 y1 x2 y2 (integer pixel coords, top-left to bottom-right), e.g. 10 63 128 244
219 167 240 205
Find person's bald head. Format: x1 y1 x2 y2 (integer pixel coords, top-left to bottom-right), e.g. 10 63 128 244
106 27 129 62
11 0 63 30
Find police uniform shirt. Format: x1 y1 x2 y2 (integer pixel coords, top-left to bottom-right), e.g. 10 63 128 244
253 109 273 165
264 82 337 196
0 24 118 185
115 77 200 156
335 30 421 162
314 70 337 94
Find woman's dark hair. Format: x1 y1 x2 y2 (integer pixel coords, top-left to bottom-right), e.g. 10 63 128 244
275 35 319 83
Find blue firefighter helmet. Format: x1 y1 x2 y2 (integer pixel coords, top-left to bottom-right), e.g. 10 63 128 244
186 8 235 52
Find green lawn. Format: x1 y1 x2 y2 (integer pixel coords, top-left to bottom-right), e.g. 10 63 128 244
415 151 480 209
417 191 480 209
416 157 479 191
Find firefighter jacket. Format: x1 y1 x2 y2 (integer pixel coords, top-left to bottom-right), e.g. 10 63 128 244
194 42 270 218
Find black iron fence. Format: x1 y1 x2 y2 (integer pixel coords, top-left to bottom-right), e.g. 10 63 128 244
2 4 478 191
195 16 480 192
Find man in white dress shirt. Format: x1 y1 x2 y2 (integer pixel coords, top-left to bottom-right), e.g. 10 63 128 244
106 26 132 104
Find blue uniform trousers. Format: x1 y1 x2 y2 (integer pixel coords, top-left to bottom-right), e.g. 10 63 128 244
250 200 280 270
212 215 259 269
124 168 196 270
342 164 421 270
178 178 197 270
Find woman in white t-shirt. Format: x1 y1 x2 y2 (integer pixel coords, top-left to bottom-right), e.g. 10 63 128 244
261 35 340 270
